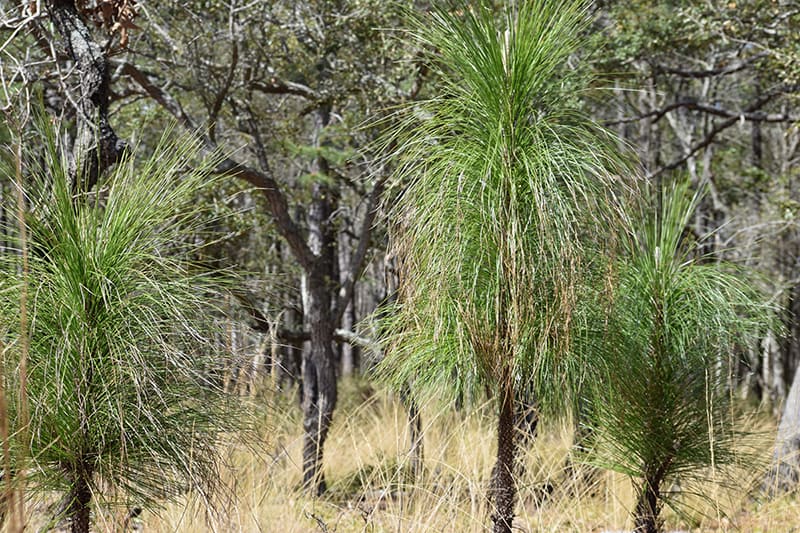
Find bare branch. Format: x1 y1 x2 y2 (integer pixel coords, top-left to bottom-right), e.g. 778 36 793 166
335 174 386 322
249 78 318 100
649 84 800 178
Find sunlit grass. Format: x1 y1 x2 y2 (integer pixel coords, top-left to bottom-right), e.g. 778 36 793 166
127 379 789 532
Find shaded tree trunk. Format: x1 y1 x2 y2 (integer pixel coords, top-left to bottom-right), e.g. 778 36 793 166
490 381 518 533
301 270 338 495
66 469 92 533
634 477 661 533
274 263 304 397
399 386 423 478
301 105 339 495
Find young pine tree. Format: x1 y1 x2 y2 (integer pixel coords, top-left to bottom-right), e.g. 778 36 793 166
0 125 245 532
378 2 629 531
582 182 769 533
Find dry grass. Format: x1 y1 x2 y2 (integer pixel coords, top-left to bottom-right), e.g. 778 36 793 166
30 378 797 532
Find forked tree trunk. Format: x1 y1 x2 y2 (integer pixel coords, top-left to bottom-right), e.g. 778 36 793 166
490 381 518 533
633 477 661 533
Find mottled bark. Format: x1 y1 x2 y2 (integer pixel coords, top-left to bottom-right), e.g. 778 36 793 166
301 266 338 495
48 0 124 191
490 382 518 533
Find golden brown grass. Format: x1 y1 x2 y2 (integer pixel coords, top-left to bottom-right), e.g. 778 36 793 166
126 378 797 532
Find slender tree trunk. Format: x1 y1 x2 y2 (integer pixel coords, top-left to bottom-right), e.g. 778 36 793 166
490 381 518 533
301 272 337 495
340 296 358 376
399 386 423 478
633 477 661 533
275 293 303 395
66 470 92 533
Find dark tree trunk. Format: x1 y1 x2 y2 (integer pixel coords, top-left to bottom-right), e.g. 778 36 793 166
275 286 303 397
634 477 661 533
399 386 423 478
301 270 338 495
514 389 538 447
66 470 92 533
300 104 339 495
490 382 518 533
48 0 124 191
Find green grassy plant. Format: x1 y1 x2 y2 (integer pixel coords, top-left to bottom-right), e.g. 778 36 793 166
0 123 246 531
376 1 630 530
581 181 771 532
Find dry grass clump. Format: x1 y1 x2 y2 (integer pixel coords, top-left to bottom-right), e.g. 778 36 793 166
130 379 793 532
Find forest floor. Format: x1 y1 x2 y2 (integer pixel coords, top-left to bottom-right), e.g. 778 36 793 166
127 379 795 531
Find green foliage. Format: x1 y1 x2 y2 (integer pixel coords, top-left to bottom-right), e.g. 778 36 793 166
582 180 771 519
377 0 630 413
0 124 247 515
596 0 800 83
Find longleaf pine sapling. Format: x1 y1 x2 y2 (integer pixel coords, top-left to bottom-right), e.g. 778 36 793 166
377 2 630 531
581 181 769 533
0 124 246 532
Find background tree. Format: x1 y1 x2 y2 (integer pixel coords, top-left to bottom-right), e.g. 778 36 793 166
112 0 421 493
590 0 800 404
378 2 629 531
0 126 244 532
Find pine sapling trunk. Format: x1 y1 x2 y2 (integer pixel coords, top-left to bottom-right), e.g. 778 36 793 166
68 470 92 533
634 476 661 533
490 381 518 533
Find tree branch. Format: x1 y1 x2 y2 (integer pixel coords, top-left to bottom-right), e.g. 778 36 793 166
118 62 196 129
121 61 317 270
649 85 800 178
335 174 386 322
250 78 318 100
215 158 317 270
